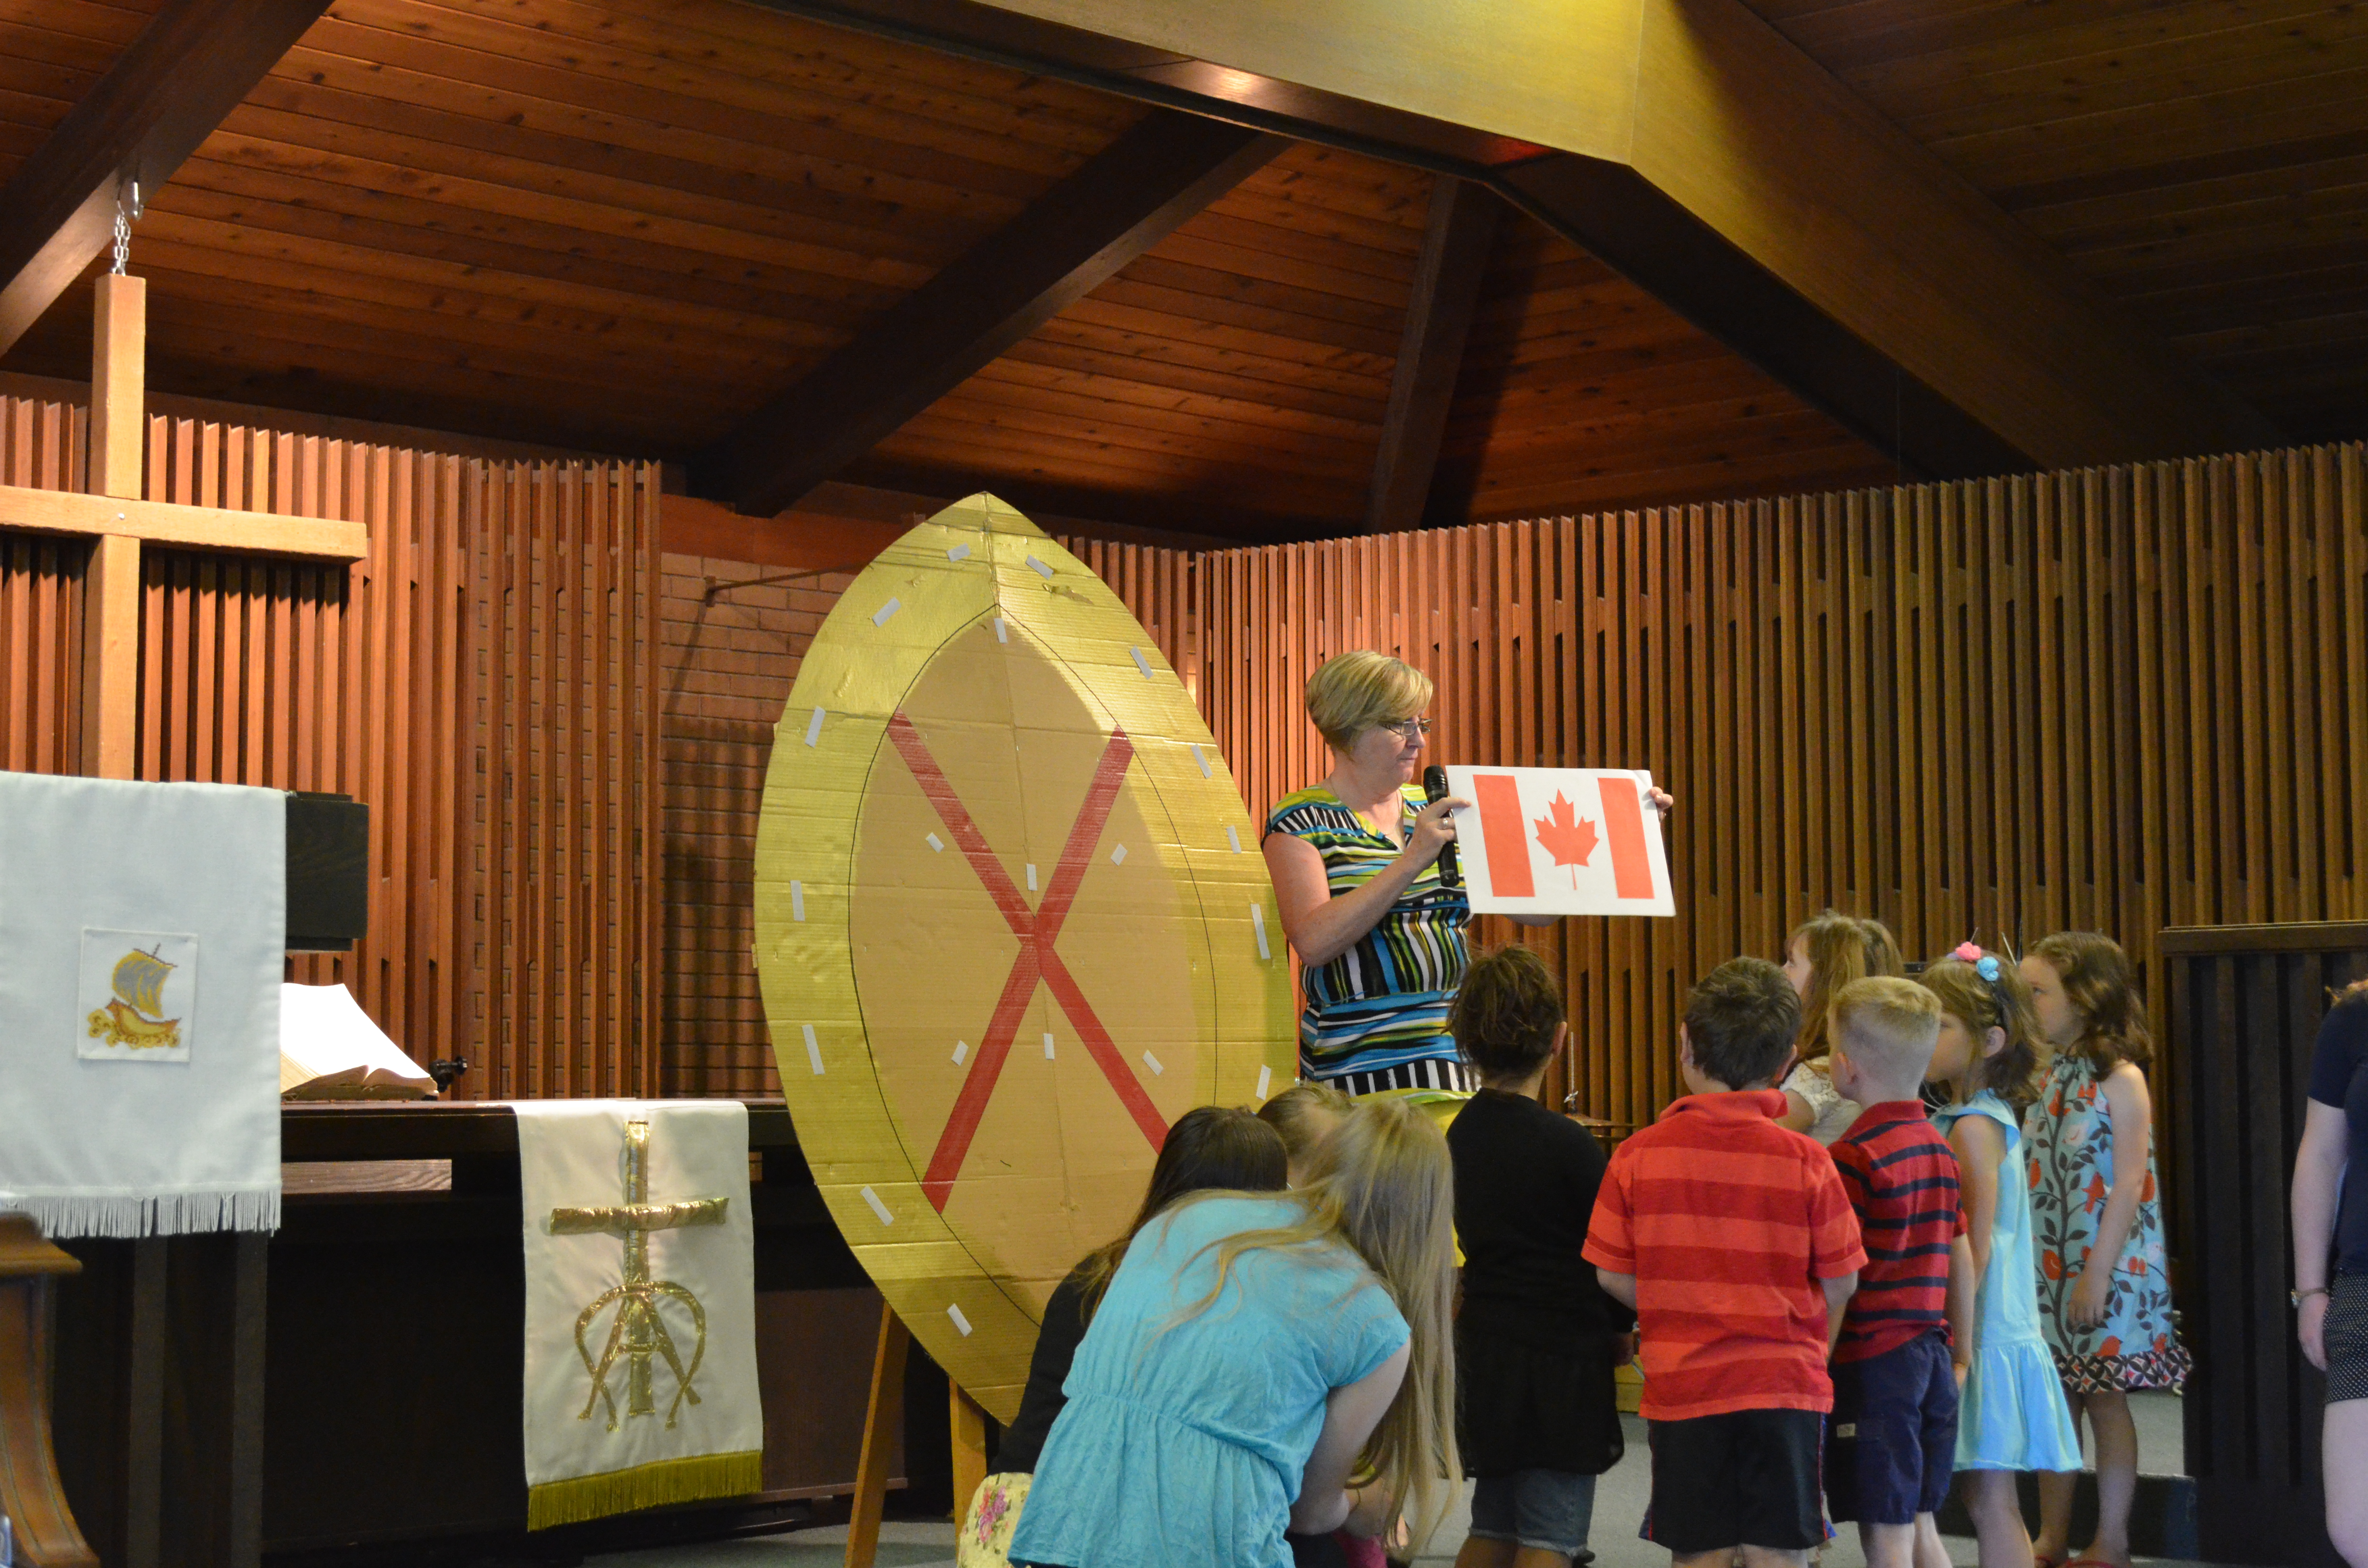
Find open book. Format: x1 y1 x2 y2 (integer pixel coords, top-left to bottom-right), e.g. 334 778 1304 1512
280 982 436 1099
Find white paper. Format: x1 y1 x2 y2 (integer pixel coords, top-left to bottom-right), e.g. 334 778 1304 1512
1442 766 1675 918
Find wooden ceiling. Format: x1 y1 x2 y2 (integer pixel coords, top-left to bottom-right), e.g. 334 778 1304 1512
0 0 2349 539
0 0 1891 539
1741 0 2368 444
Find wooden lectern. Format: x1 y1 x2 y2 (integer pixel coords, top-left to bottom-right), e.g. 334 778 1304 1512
0 1217 98 1567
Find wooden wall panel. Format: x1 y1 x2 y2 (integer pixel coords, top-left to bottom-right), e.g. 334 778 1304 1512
0 391 659 1102
471 459 662 1099
1179 444 2368 1139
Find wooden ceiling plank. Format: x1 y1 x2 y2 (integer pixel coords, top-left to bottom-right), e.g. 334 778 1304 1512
863 432 1357 523
1147 231 1416 308
692 111 1286 516
1002 332 1387 424
234 74 1031 238
122 266 828 399
1770 0 2182 67
1030 311 1394 403
1365 175 1496 535
1851 0 2368 112
1899 37 2368 145
292 12 1098 187
841 456 1351 539
1209 186 1442 256
1114 255 1404 340
921 377 1376 468
149 174 906 325
279 31 1077 198
975 354 1381 442
2018 149 2368 243
0 0 335 356
1934 66 2368 189
1085 278 1397 365
119 270 798 398
407 0 1138 140
130 214 849 352
0 0 156 49
117 321 731 442
185 132 943 287
210 108 977 268
872 418 1355 501
1178 212 1422 288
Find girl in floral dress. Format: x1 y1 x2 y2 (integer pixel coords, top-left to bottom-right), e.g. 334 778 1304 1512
2019 933 2191 1568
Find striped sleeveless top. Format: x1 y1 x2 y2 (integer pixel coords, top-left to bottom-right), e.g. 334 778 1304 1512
1263 784 1471 1082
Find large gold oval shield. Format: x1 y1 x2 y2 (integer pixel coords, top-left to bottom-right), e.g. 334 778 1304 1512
752 495 1291 1419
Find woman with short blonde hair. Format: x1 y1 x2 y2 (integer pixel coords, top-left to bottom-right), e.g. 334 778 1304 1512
1263 651 1476 1095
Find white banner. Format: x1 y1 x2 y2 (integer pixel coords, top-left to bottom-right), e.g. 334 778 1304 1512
0 772 284 1236
515 1099 762 1528
1443 766 1676 919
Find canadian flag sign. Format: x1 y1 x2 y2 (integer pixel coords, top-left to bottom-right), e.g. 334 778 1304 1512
1441 767 1675 919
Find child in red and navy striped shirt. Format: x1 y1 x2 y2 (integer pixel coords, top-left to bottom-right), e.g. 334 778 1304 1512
1824 977 1977 1568
1585 957 1865 1566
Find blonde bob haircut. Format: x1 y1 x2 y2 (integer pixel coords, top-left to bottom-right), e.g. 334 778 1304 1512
1306 650 1434 752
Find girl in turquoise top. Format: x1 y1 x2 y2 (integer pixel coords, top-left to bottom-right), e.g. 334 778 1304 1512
1921 950 2082 1568
1009 1097 1460 1568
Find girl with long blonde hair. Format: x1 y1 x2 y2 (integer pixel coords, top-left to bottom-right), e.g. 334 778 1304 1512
1008 1096 1461 1568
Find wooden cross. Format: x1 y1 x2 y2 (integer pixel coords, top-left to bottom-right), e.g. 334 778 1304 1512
0 270 367 1568
0 271 367 779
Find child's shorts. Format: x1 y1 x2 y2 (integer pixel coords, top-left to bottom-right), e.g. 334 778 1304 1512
1642 1409 1825 1553
1468 1468 1597 1558
1825 1330 1960 1525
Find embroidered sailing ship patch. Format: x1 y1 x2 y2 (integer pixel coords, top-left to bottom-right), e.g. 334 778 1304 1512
78 929 197 1062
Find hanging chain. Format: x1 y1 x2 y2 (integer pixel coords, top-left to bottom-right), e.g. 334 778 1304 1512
110 178 140 275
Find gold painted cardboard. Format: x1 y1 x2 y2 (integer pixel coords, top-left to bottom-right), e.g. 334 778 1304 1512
752 495 1292 1421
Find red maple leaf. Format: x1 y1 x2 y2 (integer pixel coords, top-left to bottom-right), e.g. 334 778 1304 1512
1531 791 1599 888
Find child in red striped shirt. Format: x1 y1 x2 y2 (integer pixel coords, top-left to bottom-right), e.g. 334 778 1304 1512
1823 977 1976 1568
1585 957 1865 1568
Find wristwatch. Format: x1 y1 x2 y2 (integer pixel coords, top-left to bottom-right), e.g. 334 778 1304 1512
2293 1285 2329 1309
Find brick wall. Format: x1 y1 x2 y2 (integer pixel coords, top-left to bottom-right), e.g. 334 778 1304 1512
658 552 850 1096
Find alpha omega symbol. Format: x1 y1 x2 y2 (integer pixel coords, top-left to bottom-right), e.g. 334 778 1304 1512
549 1118 729 1430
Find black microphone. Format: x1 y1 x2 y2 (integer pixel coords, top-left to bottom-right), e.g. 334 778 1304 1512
1421 765 1461 888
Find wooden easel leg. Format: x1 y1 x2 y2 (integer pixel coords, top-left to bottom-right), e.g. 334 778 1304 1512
844 1300 909 1568
949 1380 987 1525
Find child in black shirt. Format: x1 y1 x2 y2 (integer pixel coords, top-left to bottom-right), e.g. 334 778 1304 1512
1446 946 1633 1568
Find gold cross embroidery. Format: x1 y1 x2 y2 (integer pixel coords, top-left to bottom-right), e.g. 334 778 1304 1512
548 1118 728 1430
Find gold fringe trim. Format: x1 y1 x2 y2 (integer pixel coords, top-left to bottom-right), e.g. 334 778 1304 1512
527 1449 764 1530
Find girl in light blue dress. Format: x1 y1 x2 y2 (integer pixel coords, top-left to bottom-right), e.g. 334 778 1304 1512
1921 950 2083 1568
1009 1097 1460 1568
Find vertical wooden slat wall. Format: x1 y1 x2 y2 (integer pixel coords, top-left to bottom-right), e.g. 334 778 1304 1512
0 391 661 1102
471 461 663 1100
0 395 84 773
1110 445 2368 1141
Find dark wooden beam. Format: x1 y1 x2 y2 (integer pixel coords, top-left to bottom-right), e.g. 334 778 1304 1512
749 0 2280 476
1366 178 1497 534
0 0 334 357
692 110 1285 517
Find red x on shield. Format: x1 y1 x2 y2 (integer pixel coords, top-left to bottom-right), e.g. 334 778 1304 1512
886 712 1170 1212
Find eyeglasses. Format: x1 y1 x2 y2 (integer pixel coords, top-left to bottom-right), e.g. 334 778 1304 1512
1379 718 1432 741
